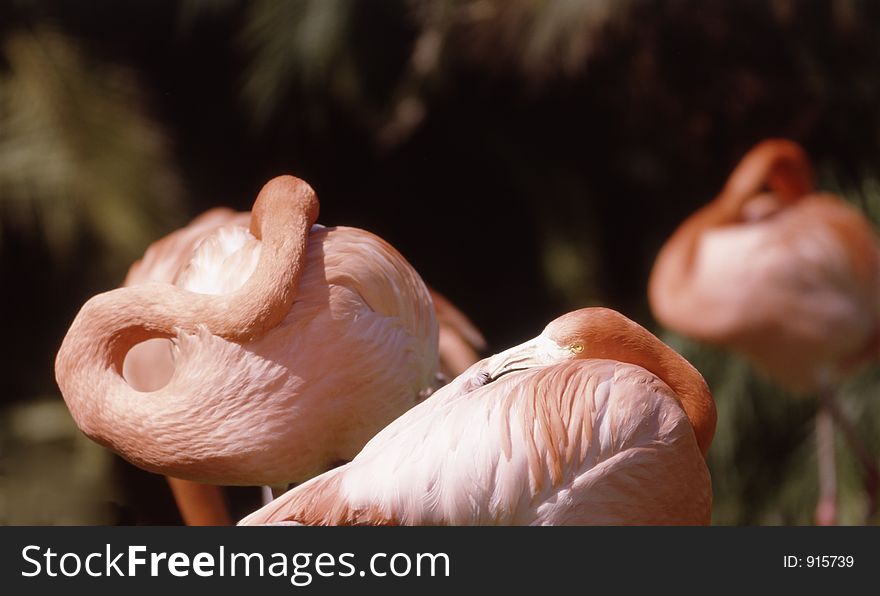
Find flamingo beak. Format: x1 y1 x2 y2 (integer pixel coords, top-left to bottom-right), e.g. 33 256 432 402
485 337 545 382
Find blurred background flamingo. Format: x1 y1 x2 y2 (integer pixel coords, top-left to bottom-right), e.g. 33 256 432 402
649 139 880 524
241 308 715 526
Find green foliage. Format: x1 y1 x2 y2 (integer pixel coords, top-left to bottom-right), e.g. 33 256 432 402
239 0 358 125
665 332 880 525
0 27 183 266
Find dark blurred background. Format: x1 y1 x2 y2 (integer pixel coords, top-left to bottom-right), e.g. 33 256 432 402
1 0 879 525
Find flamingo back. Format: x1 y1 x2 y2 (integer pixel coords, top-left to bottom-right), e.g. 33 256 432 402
240 358 711 525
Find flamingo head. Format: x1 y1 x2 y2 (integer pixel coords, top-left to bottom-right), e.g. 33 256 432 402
484 307 633 381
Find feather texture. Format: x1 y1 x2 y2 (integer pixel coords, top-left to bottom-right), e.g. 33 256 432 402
240 308 713 526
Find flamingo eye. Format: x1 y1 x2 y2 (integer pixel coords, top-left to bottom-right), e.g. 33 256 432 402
570 343 584 354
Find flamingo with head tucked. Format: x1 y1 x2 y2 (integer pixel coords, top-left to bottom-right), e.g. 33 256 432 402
117 208 486 525
55 176 442 523
240 307 715 526
648 139 880 524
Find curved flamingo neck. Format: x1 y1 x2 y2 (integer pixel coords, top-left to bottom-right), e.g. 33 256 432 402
686 140 814 254
54 175 319 471
649 140 815 331
574 309 716 456
716 139 814 217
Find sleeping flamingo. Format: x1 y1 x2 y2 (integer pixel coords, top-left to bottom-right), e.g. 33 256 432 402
648 139 880 524
55 175 442 523
240 307 715 526
118 208 486 525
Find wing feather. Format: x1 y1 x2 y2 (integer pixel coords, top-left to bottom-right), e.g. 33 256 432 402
240 359 710 525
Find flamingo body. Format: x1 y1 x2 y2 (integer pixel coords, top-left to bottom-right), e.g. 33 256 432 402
648 140 880 524
240 308 714 526
56 177 439 488
139 226 436 485
649 141 880 392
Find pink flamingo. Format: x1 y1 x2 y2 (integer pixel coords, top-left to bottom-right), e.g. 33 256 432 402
240 308 715 525
56 176 442 522
648 139 880 524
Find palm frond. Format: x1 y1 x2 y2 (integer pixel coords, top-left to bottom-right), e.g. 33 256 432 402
0 27 183 264
240 0 357 125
